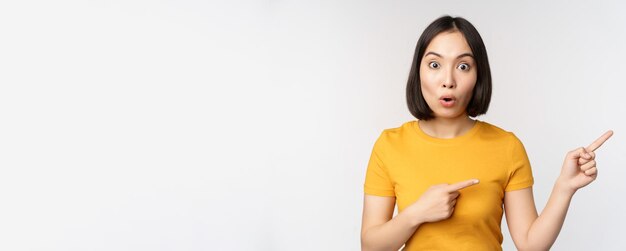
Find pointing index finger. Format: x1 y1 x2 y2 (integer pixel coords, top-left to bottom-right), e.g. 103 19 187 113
447 179 479 192
586 130 614 152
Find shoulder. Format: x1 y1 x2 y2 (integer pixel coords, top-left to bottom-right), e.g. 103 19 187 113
378 120 415 140
476 122 532 171
477 120 523 144
372 120 416 150
477 121 529 160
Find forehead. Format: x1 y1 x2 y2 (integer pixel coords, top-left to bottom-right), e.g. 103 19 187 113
424 30 472 57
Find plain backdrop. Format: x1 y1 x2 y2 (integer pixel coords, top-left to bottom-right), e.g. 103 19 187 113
0 0 624 250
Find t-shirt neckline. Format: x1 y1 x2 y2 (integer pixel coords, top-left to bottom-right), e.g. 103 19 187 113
411 119 483 145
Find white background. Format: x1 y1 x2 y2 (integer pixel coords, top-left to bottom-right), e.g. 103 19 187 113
0 0 624 250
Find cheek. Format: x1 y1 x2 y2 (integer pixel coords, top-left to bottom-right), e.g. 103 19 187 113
418 68 428 84
419 79 437 101
419 70 438 96
458 73 477 95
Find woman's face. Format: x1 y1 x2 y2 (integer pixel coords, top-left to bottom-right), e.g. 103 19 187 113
419 30 477 119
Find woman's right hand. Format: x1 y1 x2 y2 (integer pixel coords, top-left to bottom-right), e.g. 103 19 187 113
409 179 479 223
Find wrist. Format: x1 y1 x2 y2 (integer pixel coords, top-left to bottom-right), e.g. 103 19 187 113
555 177 577 196
406 203 426 227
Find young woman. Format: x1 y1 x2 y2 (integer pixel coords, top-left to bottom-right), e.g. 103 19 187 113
360 16 613 251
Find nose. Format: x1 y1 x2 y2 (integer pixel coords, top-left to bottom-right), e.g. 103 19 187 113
442 68 456 89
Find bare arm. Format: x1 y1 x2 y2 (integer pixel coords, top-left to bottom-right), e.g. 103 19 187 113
504 184 574 251
361 179 479 251
505 131 613 251
360 195 421 251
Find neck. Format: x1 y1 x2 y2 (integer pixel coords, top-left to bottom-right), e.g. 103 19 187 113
418 115 476 139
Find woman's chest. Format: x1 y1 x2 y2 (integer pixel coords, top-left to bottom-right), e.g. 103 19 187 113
386 146 509 214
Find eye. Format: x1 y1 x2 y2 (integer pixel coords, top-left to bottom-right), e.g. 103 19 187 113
428 61 440 69
457 63 470 71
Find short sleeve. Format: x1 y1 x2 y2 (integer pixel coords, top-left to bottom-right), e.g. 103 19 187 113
363 133 395 197
505 133 535 192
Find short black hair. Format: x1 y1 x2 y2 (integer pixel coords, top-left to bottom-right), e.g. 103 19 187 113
406 15 492 120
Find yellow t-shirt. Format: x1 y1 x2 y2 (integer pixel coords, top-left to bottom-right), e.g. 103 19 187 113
364 120 534 251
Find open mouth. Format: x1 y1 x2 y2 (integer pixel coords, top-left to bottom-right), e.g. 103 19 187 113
439 96 456 107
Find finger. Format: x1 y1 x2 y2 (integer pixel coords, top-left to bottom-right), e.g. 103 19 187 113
578 157 591 165
578 151 596 163
585 167 597 176
579 148 594 160
447 179 479 192
450 191 460 198
569 147 587 160
586 130 614 152
580 160 596 171
578 150 593 165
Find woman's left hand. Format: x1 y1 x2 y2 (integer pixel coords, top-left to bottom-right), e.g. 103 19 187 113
558 130 613 193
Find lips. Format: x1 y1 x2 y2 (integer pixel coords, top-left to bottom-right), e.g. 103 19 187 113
439 95 456 108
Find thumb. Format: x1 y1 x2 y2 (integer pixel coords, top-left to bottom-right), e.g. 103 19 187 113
569 147 590 160
447 179 480 192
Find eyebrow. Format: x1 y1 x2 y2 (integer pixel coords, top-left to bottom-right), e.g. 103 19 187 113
424 51 474 59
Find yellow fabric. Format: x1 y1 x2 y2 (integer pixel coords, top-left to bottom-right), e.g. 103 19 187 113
364 120 534 251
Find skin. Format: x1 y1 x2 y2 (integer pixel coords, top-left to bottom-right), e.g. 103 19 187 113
360 30 614 251
417 30 478 139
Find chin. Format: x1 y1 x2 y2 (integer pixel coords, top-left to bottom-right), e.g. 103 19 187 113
433 110 467 119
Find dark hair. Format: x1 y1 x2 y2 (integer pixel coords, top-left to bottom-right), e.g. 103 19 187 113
406 15 492 120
